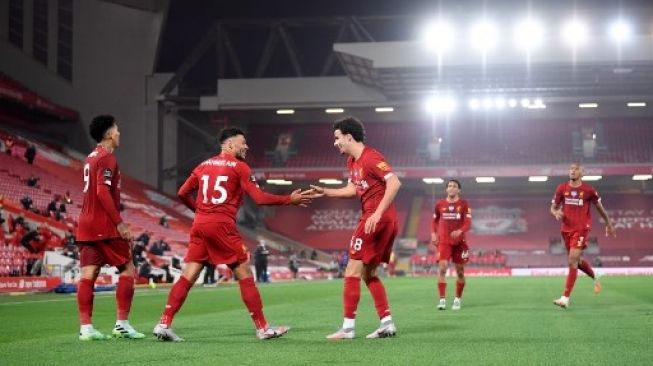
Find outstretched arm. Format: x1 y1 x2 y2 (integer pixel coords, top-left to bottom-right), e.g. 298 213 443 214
308 182 357 199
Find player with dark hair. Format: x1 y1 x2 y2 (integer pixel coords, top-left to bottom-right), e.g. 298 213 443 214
153 127 311 342
76 115 144 340
550 163 615 308
307 116 401 340
431 179 472 311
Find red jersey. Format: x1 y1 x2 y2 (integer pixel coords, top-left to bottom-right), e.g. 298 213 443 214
76 146 122 241
432 198 472 244
347 146 396 221
552 181 600 232
177 153 291 224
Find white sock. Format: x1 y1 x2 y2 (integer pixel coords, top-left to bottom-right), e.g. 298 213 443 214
80 324 94 334
342 318 355 330
381 315 393 324
115 320 129 327
454 297 461 301
560 296 569 301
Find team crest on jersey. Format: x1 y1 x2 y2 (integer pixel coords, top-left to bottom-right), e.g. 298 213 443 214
376 161 391 172
456 206 462 212
579 191 584 198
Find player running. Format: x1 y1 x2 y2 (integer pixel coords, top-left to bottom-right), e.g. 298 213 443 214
550 163 616 308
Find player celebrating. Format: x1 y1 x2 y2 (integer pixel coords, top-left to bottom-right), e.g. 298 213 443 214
76 115 144 340
431 179 471 311
550 163 616 308
308 116 401 340
153 127 311 342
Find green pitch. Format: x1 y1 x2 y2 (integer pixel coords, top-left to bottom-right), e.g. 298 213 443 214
1 276 651 366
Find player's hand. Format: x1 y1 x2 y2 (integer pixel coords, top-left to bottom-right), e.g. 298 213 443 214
117 222 133 241
290 189 312 207
605 224 616 238
305 185 326 199
552 209 563 221
430 232 439 247
450 229 463 239
364 212 382 234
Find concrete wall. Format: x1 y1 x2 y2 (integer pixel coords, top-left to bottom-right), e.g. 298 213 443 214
0 0 171 188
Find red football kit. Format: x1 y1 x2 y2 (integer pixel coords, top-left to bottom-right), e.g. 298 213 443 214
76 145 129 267
177 153 291 265
432 198 472 264
346 146 398 265
552 182 600 250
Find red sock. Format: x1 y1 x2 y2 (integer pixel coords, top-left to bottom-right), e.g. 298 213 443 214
343 276 361 319
578 260 595 279
438 281 446 299
455 280 465 298
159 276 193 327
77 278 95 325
239 277 267 330
365 276 391 319
563 267 578 297
116 275 135 321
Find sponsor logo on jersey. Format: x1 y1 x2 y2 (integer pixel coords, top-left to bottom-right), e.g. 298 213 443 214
564 198 584 206
571 191 577 197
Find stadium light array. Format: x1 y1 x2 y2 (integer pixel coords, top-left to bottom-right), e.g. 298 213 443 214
475 177 496 183
627 102 646 107
562 19 588 47
276 109 295 115
582 175 602 181
579 103 598 108
423 177 445 184
467 96 544 111
318 178 343 185
424 96 457 114
608 20 632 43
528 176 549 182
633 174 653 181
470 20 499 52
375 107 394 113
325 108 344 114
514 18 545 51
422 20 456 53
266 179 293 185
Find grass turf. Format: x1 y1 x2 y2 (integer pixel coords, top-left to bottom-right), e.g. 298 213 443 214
0 276 652 366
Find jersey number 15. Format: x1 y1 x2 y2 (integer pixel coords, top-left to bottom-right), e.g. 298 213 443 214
200 175 229 204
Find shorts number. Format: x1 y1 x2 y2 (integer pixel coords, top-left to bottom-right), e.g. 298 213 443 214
350 237 363 252
83 163 90 193
577 236 584 247
461 250 470 260
200 174 229 204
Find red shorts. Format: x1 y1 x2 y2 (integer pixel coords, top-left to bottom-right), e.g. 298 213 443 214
348 219 398 265
562 231 588 251
78 238 131 267
185 222 249 266
437 241 470 265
